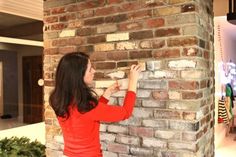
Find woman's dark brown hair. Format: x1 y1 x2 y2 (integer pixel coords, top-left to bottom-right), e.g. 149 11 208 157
49 52 98 118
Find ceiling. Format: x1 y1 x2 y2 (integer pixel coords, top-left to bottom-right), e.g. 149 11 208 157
0 0 43 42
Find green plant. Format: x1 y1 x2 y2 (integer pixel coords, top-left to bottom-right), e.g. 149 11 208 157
0 136 46 157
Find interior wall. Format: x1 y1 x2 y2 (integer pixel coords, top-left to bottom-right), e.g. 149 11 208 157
16 45 43 122
0 50 18 117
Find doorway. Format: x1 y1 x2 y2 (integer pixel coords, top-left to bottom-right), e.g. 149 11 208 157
22 56 43 124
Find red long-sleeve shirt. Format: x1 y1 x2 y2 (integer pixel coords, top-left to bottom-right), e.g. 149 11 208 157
57 91 136 157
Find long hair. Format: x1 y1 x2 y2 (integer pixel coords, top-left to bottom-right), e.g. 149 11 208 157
49 52 98 118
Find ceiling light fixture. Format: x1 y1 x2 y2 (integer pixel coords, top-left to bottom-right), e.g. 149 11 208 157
227 0 236 25
0 36 43 47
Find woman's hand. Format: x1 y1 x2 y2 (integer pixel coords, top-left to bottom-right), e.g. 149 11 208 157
128 64 142 93
102 81 121 99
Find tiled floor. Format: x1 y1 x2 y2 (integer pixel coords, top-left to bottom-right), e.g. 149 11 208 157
215 133 236 157
0 118 26 130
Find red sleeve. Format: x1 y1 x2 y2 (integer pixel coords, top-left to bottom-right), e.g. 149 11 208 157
86 91 136 122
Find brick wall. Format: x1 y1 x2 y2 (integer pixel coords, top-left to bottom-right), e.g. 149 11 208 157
43 0 214 156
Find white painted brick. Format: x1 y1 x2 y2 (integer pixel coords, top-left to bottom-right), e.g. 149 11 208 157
97 24 117 34
54 135 64 144
142 138 167 148
137 90 151 98
100 124 107 132
133 108 153 118
116 135 140 145
106 33 129 42
116 41 138 50
146 61 162 71
119 117 142 126
168 60 196 69
95 80 115 88
155 130 181 140
138 61 146 71
142 119 168 128
112 90 126 97
118 79 129 90
168 91 181 100
168 101 201 111
108 97 118 105
103 151 118 157
168 142 197 151
142 100 166 108
59 29 76 37
181 70 205 79
107 125 128 134
94 88 104 96
100 133 116 142
107 71 125 79
152 70 176 79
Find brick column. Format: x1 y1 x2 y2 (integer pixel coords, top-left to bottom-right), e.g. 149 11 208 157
43 0 214 156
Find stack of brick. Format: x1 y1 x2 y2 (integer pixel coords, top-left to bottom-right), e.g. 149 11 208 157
43 0 214 156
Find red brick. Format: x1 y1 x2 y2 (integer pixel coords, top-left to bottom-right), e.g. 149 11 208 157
78 0 106 11
182 48 201 57
168 81 199 90
44 10 50 16
145 1 165 7
203 50 210 59
117 61 138 68
90 52 107 61
153 49 180 58
105 14 128 23
168 37 198 47
84 17 104 25
77 27 96 36
146 18 165 28
51 23 67 30
154 110 182 119
77 10 94 18
107 0 123 4
66 4 79 12
200 80 207 88
59 13 76 22
107 51 128 60
95 6 118 16
59 46 77 54
120 1 142 11
130 30 153 40
44 16 58 23
87 35 106 44
129 126 154 137
152 40 165 49
52 39 67 47
130 50 152 59
44 48 58 55
119 22 143 31
51 7 65 14
155 28 180 37
152 91 168 100
182 92 203 99
128 10 152 20
78 45 94 52
94 62 116 70
107 143 129 153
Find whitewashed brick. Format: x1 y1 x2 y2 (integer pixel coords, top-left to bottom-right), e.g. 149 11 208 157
106 33 129 42
94 88 104 96
95 80 115 88
168 101 201 111
133 108 153 118
119 117 142 126
97 24 117 34
142 100 166 108
181 70 205 79
95 43 115 51
116 135 140 145
108 97 118 105
146 61 162 71
54 135 64 144
142 138 167 148
130 147 153 156
112 90 126 97
107 125 128 134
168 142 197 151
59 29 76 37
155 130 181 140
138 61 146 71
107 71 125 79
168 60 196 69
103 151 118 157
116 42 138 50
139 80 167 89
142 119 168 129
137 90 151 98
100 133 116 142
100 124 107 132
152 70 177 79
168 91 181 100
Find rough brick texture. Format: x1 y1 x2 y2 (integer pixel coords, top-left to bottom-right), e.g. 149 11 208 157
43 0 214 156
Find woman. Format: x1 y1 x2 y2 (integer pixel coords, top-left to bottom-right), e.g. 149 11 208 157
49 52 141 157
